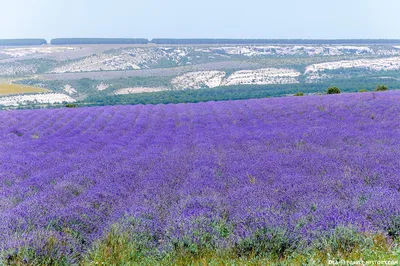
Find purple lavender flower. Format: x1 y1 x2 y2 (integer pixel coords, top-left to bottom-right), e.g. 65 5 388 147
1 91 400 262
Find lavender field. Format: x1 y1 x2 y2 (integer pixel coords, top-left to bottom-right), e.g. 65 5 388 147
1 92 400 264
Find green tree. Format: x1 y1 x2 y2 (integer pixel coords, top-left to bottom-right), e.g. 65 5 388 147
375 85 388 91
327 87 341 94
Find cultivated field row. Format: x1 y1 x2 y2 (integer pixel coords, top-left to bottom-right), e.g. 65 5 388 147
1 92 400 263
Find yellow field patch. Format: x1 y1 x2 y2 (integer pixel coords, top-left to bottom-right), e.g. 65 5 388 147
0 83 48 95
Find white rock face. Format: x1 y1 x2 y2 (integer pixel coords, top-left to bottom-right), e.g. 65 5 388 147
212 45 375 57
50 52 140 73
171 71 226 89
0 47 75 58
64 84 77 94
51 52 141 73
0 63 37 76
171 68 300 89
305 56 400 73
305 73 334 83
222 68 301 86
96 83 109 91
49 47 193 73
0 93 75 106
114 87 168 95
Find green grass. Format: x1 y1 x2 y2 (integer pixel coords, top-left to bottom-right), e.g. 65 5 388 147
2 221 400 265
79 225 400 266
82 233 399 266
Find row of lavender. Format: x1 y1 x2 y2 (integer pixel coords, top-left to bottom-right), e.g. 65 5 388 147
1 92 400 262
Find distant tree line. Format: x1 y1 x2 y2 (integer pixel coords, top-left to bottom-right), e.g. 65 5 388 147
78 80 398 108
5 81 398 111
294 84 390 97
2 38 400 46
150 39 400 45
50 38 149 45
0 39 47 46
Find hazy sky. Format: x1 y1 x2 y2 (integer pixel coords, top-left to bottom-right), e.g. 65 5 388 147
1 0 400 40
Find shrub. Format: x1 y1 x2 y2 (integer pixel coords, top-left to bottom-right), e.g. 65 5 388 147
234 227 297 258
84 217 161 265
386 215 400 239
359 89 368 92
327 87 341 94
1 232 80 266
313 226 372 255
375 85 388 91
65 103 77 108
294 92 304 96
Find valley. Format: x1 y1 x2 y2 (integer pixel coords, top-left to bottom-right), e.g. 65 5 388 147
1 42 400 109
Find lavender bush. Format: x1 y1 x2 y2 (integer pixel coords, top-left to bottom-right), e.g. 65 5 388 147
1 92 400 264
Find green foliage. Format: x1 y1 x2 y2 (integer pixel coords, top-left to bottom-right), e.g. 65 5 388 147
375 84 389 91
313 226 371 254
327 86 341 94
7 77 400 111
0 39 47 46
294 92 304 96
82 223 400 266
211 220 233 238
1 233 77 266
169 217 236 258
234 228 297 258
386 215 400 239
50 38 148 45
84 226 149 265
0 59 58 78
80 83 349 108
7 220 394 266
359 89 368 92
65 103 77 108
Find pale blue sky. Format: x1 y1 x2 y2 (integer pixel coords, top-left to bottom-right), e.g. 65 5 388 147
0 0 399 40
